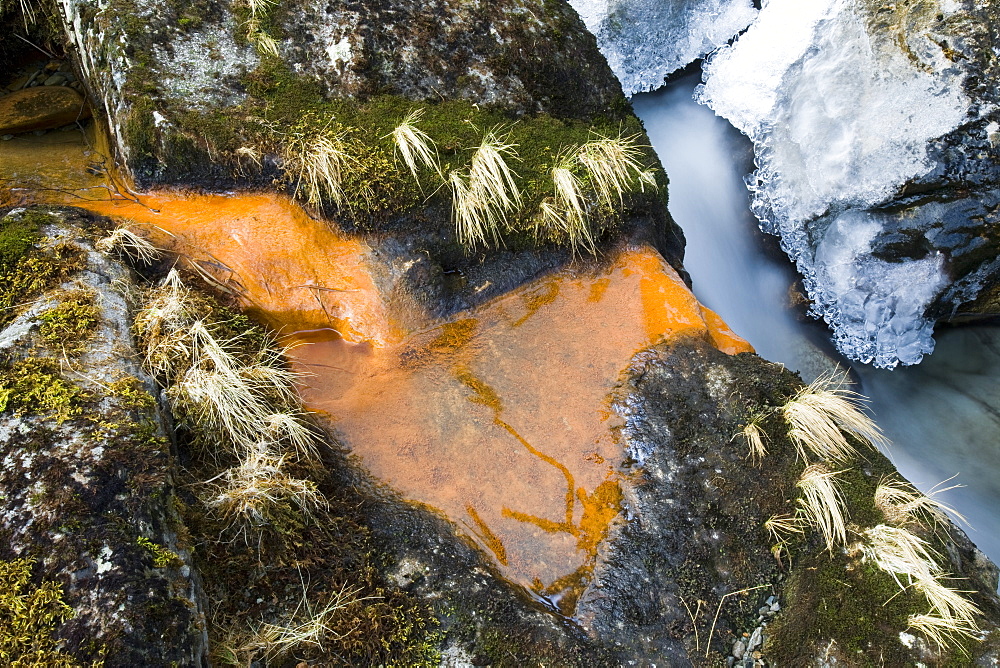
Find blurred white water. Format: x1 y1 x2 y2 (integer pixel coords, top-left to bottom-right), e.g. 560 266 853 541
631 77 841 381
633 77 1000 570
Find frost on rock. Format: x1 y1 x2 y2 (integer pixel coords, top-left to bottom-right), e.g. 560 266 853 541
569 0 757 95
697 0 980 367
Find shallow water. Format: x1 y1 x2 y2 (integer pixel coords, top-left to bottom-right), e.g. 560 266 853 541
0 125 753 608
634 76 1000 569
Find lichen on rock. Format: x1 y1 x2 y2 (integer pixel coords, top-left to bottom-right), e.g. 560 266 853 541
0 206 208 666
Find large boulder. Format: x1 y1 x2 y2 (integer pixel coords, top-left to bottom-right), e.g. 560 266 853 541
0 207 208 666
698 0 1000 368
53 0 686 317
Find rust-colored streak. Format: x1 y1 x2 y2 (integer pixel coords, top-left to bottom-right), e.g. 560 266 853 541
75 192 395 346
290 246 751 610
466 504 509 566
1 123 753 614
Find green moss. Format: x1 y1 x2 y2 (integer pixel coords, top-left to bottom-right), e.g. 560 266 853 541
0 356 93 422
767 553 928 665
108 376 157 412
0 235 86 330
136 536 183 569
37 291 101 354
0 209 52 272
0 558 77 667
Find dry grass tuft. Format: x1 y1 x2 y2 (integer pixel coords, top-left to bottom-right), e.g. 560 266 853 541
205 446 328 534
96 223 162 265
783 370 888 463
796 463 848 552
861 524 981 648
449 129 522 248
765 512 806 546
875 475 967 528
537 150 595 256
238 582 369 662
908 613 980 651
247 25 280 57
449 170 488 248
575 133 657 207
737 411 771 463
390 109 441 184
134 270 204 379
469 128 522 216
284 125 354 210
135 273 317 461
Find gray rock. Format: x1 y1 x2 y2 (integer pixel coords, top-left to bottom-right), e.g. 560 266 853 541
733 639 747 659
0 207 208 667
43 73 67 86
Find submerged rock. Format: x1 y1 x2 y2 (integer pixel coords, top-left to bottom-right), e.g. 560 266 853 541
698 0 1000 368
0 207 208 665
0 86 89 134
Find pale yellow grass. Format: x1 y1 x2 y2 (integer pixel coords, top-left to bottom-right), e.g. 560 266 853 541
783 370 888 462
96 224 162 265
875 475 967 528
796 463 848 552
390 109 441 183
861 524 981 649
284 126 354 210
575 134 657 207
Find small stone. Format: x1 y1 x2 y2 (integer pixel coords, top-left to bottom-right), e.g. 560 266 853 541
766 596 777 606
1 134 13 140
770 602 781 612
758 606 769 616
747 627 763 651
43 74 67 86
727 657 735 668
732 639 747 659
756 616 765 624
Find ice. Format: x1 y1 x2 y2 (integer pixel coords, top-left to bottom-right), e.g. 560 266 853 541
569 0 757 95
696 0 972 367
808 211 948 367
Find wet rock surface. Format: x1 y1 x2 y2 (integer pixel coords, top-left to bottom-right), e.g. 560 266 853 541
0 207 208 666
0 86 88 135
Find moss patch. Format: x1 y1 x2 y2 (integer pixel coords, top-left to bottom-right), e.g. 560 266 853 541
0 232 86 330
767 553 927 665
136 536 183 569
37 290 101 354
0 557 76 667
0 356 93 422
0 209 51 272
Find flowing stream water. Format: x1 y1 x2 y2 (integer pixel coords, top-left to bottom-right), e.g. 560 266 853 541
633 75 1000 568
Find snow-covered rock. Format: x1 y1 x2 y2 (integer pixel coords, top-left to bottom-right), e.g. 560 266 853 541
569 0 757 95
698 0 1000 367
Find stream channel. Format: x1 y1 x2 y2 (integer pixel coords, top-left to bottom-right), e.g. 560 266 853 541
633 74 1000 569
